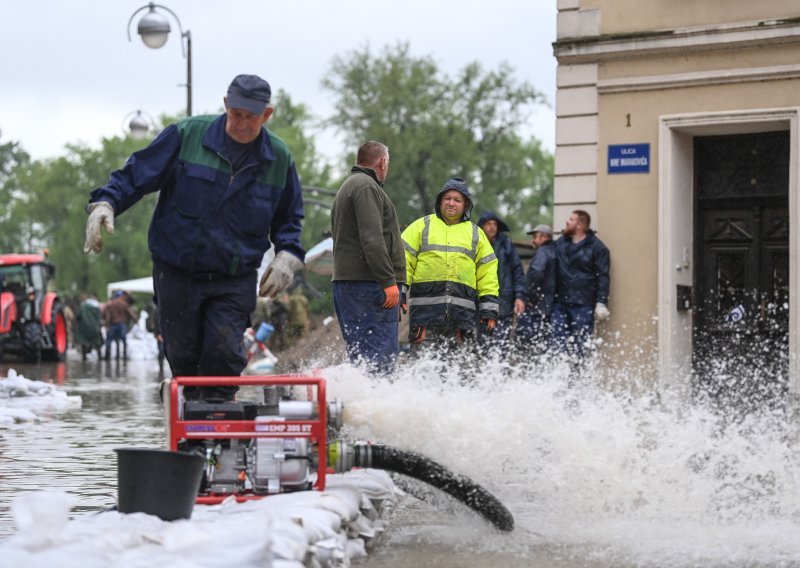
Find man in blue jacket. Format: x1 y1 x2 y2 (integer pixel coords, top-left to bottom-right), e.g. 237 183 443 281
517 224 557 352
477 211 526 342
84 74 305 398
552 210 610 359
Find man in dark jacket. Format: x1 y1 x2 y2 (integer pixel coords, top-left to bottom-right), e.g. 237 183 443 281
552 210 610 358
84 74 305 399
517 224 557 352
477 210 525 342
103 290 137 360
331 141 405 374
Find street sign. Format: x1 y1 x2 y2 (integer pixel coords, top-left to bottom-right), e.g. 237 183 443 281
608 143 650 174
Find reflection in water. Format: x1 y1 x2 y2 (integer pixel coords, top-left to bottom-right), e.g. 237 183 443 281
0 359 166 536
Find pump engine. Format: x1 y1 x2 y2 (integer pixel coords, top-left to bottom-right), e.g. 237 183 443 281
165 376 342 503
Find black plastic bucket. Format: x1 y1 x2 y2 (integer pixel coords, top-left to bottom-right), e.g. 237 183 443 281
115 448 206 521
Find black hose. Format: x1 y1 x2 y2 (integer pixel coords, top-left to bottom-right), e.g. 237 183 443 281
367 445 514 532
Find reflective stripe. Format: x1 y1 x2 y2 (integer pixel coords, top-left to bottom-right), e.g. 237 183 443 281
404 241 418 257
409 295 477 311
477 252 497 266
418 215 479 260
479 301 500 312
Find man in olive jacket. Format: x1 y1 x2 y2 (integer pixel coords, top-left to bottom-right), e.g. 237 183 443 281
331 141 406 374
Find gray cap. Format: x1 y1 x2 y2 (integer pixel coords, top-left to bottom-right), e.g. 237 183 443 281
526 224 553 236
226 74 271 115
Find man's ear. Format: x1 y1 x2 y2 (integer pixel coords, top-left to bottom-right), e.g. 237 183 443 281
261 106 274 124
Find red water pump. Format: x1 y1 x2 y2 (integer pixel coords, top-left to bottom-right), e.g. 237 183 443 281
164 374 515 531
165 375 342 505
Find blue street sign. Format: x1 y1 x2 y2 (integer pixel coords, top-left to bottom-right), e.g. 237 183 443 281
608 143 650 174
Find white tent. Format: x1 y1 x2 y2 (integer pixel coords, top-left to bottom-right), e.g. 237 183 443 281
304 237 333 275
104 239 329 299
106 277 153 300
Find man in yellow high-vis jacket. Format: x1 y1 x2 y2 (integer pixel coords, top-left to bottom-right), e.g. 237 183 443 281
401 177 500 350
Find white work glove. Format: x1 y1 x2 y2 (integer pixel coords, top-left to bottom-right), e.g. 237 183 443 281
259 251 304 298
83 202 115 254
594 302 610 321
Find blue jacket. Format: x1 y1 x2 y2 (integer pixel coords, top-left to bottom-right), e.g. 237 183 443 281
89 114 304 276
490 232 526 318
554 231 610 306
525 240 557 316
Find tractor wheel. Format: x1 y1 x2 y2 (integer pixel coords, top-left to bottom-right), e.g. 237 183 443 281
43 302 68 362
22 321 43 363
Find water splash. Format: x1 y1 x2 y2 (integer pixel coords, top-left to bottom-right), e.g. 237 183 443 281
315 345 800 567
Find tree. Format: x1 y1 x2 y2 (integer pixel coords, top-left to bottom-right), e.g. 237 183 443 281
268 90 336 250
2 99 338 302
11 135 156 296
0 131 32 251
321 43 553 235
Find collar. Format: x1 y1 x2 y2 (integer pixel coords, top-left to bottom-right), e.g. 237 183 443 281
351 165 383 187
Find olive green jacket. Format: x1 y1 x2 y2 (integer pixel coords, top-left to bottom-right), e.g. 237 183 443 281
330 166 405 288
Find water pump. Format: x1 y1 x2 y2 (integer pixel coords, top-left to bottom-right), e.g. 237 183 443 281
163 375 514 531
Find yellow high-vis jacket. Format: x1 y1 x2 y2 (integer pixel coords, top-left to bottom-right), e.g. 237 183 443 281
402 214 500 332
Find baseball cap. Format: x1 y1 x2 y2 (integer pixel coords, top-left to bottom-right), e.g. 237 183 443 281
526 224 553 236
226 74 271 115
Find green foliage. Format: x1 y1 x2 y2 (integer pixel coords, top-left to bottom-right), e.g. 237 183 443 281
20 136 156 297
1 43 553 309
322 42 553 236
0 131 32 251
268 90 336 249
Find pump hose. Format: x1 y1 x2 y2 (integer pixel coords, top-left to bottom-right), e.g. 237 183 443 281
366 444 514 532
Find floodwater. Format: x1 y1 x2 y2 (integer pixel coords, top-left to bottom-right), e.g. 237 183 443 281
3 351 800 567
0 358 166 536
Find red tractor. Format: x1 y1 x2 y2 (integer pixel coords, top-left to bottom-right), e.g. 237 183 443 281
0 253 68 362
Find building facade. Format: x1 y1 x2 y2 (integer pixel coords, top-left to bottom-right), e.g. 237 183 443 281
553 1 800 398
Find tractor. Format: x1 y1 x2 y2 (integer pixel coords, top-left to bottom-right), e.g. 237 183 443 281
0 253 68 362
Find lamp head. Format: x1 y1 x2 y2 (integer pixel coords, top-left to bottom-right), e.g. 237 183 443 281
137 5 171 48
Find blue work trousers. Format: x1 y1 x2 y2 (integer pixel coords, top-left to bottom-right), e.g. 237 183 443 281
551 302 595 358
153 263 256 397
333 281 399 375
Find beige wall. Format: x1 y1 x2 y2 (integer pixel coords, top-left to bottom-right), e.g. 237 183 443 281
599 79 800 310
581 0 800 35
555 2 800 387
599 44 800 81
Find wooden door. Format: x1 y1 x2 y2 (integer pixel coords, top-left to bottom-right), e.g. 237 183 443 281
693 131 790 409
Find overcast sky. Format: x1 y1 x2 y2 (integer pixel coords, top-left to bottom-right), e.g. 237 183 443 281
0 1 557 164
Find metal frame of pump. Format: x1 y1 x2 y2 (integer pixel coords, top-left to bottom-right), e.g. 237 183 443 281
167 375 332 505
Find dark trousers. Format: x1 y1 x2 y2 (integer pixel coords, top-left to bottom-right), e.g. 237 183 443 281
153 263 256 398
551 302 594 358
333 281 399 375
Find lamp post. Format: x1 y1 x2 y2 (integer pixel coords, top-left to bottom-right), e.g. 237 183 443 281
127 3 192 116
122 110 157 139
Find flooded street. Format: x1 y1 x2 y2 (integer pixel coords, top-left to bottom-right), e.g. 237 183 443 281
3 352 800 567
0 358 165 537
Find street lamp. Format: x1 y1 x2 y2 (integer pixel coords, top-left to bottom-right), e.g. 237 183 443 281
122 110 157 139
127 3 192 116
